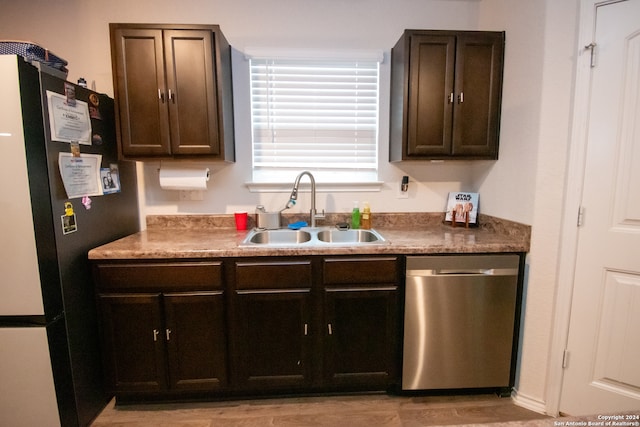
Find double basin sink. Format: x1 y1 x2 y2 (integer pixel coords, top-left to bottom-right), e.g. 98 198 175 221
240 227 387 247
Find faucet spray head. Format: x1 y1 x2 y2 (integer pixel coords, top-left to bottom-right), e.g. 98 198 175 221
283 187 298 210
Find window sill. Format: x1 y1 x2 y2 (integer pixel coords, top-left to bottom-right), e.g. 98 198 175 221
245 181 384 193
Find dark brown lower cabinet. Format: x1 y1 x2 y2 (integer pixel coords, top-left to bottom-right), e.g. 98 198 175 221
164 292 227 391
323 287 398 389
95 256 400 400
99 292 227 395
99 294 167 392
233 290 312 390
230 259 313 391
230 256 400 394
322 257 400 391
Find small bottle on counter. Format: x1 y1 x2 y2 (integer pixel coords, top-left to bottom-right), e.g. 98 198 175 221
351 201 360 229
361 202 371 229
77 77 87 88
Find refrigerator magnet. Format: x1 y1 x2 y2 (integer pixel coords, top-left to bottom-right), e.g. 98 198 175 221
61 202 77 235
64 82 76 107
70 140 80 157
88 93 102 120
82 196 92 210
101 164 121 194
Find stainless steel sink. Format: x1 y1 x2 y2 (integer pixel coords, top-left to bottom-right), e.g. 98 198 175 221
245 229 312 245
316 229 384 243
240 227 387 247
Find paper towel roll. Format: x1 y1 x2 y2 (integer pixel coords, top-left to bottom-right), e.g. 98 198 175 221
159 167 210 190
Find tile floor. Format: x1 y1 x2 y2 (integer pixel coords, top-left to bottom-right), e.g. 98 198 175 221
91 393 553 426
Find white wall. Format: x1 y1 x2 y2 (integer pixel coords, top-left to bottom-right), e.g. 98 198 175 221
477 0 580 412
522 0 578 411
0 0 580 414
474 2 545 224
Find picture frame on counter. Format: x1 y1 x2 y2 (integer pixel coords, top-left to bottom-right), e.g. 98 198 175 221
445 192 479 227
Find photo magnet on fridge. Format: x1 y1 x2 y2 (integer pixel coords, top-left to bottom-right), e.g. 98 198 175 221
101 164 121 194
61 202 77 235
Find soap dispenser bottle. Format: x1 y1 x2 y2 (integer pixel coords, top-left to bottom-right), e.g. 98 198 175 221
351 201 360 229
361 202 371 229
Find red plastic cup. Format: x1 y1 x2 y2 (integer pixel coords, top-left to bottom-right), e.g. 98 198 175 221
234 212 248 230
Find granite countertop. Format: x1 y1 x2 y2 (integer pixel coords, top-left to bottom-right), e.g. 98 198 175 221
88 213 531 260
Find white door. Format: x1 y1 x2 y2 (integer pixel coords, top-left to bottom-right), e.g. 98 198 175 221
560 0 640 415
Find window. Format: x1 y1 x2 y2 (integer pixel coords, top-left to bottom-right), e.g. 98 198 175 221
249 54 380 184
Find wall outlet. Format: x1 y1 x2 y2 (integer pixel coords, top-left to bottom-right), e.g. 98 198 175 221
179 190 204 201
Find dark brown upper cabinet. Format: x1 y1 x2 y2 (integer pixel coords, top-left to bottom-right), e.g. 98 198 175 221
110 24 234 160
390 30 505 161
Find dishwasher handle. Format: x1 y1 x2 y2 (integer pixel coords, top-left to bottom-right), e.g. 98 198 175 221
407 268 518 277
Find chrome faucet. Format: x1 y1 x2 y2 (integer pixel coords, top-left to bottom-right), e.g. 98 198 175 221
286 171 325 227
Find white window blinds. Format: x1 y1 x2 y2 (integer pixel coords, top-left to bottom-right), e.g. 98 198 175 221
250 57 380 181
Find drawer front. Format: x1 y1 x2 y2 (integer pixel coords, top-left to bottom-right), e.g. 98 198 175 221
95 261 223 292
235 260 312 290
323 257 398 285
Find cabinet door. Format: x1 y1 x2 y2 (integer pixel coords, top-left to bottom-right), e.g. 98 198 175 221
451 33 504 158
233 290 312 390
323 287 398 389
163 30 220 155
99 294 168 392
407 34 456 157
111 28 171 156
163 292 227 391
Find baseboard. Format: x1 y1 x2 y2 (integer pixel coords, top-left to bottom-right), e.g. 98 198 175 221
511 388 548 415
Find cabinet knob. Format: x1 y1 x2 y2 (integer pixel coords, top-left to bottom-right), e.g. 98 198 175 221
158 89 165 103
328 323 333 335
458 92 464 103
168 89 175 104
153 329 160 342
448 92 454 104
166 328 172 341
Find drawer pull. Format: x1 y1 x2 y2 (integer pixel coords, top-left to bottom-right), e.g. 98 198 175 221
153 329 160 342
166 329 172 341
328 323 333 335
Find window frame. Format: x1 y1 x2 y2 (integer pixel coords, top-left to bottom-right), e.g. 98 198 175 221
246 49 384 188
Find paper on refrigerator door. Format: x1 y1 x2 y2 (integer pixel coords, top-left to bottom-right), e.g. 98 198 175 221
58 152 103 199
46 90 91 144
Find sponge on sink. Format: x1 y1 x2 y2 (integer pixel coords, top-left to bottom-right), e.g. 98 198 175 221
287 221 308 230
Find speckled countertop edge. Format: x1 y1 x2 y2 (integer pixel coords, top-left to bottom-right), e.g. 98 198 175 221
88 213 531 260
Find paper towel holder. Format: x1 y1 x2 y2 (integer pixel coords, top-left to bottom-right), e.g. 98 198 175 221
158 163 210 191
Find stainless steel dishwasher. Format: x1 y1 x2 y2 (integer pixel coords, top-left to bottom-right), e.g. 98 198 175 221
402 254 520 392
